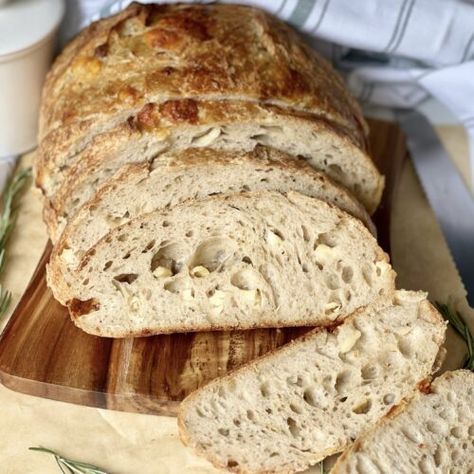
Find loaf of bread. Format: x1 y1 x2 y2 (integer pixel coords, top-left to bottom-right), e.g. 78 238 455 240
35 2 384 243
51 191 394 336
178 291 446 473
49 146 374 276
332 370 474 474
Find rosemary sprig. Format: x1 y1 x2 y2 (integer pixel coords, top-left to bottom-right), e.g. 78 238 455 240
436 302 474 371
0 167 31 318
29 447 108 474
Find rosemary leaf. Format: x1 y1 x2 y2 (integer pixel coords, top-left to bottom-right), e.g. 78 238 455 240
435 302 474 371
0 167 31 318
29 447 109 474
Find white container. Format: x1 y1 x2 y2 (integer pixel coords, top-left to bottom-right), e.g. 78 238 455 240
0 0 64 157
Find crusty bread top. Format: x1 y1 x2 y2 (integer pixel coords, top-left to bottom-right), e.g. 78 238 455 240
39 2 367 142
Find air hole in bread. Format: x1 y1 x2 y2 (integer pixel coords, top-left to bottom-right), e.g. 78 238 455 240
246 410 255 421
242 256 253 265
227 460 239 468
233 418 241 427
335 370 355 394
345 289 352 302
325 274 340 290
398 338 414 358
266 228 285 247
290 403 303 414
185 230 193 238
342 266 353 283
189 237 236 272
301 225 310 242
162 220 170 227
218 428 229 437
250 133 269 145
301 387 318 408
117 234 127 242
260 178 268 183
302 263 309 273
122 252 131 260
82 278 89 286
352 398 372 414
241 185 250 192
163 279 191 295
260 382 270 398
383 393 395 405
362 264 373 286
150 242 185 276
317 232 338 248
143 240 155 252
427 420 446 434
113 273 138 284
230 271 259 292
103 261 112 271
287 417 300 438
328 163 343 179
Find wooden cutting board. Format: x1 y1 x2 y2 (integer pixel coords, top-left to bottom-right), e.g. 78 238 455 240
0 118 406 416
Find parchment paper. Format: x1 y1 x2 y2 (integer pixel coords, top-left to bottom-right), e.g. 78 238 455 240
0 125 472 473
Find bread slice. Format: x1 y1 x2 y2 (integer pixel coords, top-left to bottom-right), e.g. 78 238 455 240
177 291 446 473
50 191 395 336
38 101 382 243
50 146 374 257
332 370 474 474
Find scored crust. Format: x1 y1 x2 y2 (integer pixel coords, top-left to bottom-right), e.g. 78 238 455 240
39 2 367 142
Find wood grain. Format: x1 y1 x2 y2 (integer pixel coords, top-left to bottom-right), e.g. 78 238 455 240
0 118 406 416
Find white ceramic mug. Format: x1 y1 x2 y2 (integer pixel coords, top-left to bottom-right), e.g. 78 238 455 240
0 33 57 157
0 0 64 157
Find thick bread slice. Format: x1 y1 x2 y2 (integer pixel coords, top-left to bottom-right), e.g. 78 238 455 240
52 191 395 335
39 3 366 144
50 147 374 270
38 102 381 241
332 370 474 474
178 291 446 474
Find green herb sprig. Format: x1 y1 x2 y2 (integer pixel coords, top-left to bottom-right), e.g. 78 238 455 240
29 447 108 474
0 167 31 318
436 302 474 371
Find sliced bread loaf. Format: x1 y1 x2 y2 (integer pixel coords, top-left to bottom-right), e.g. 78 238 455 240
38 101 382 243
50 146 374 260
178 291 446 473
50 191 395 335
332 370 474 474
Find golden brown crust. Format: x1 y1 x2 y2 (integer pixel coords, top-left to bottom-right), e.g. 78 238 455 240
39 3 366 140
